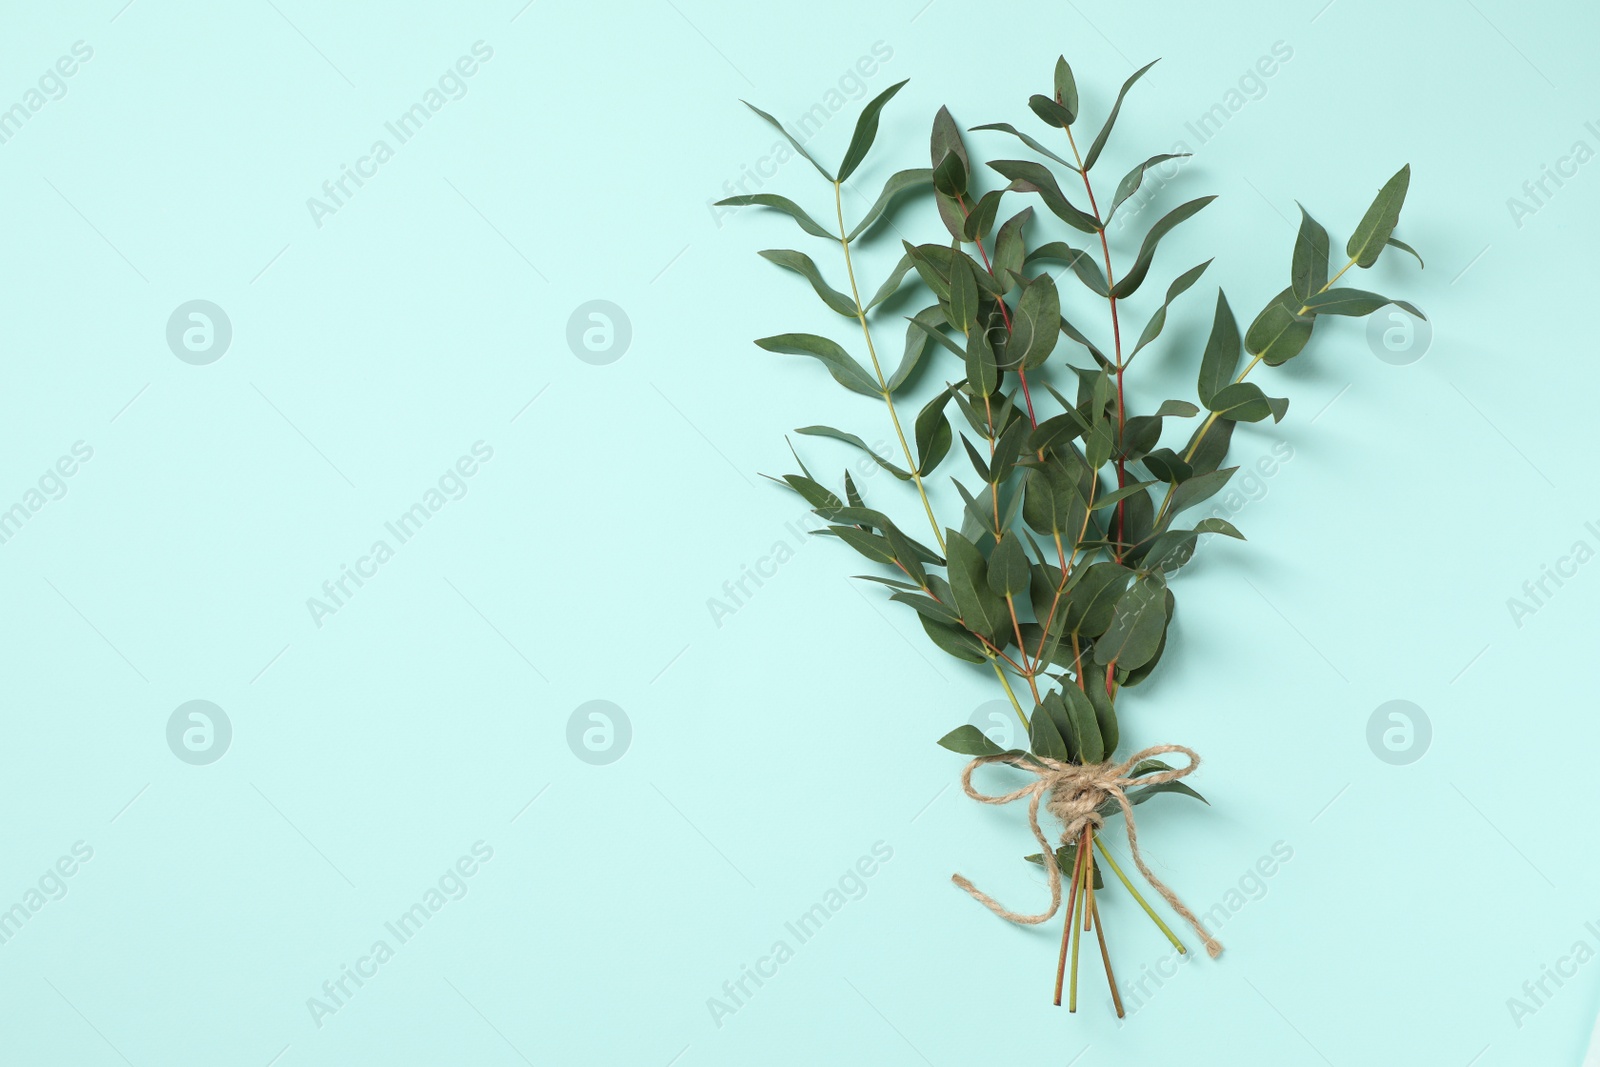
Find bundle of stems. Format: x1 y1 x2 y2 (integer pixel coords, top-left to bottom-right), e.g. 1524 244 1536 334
721 54 1421 1014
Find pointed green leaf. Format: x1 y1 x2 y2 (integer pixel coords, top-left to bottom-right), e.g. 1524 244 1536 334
1386 236 1424 269
1300 289 1425 319
1093 575 1168 671
945 530 1010 641
987 534 1031 598
1129 260 1210 357
755 334 880 396
914 384 958 475
837 79 909 182
1346 164 1411 268
1026 242 1109 297
1244 287 1314 366
937 724 1007 756
1009 273 1061 370
1030 691 1074 761
867 253 918 312
993 207 1032 285
740 100 833 181
1290 204 1330 304
1111 196 1215 298
989 159 1099 233
1197 290 1240 407
1083 59 1159 172
1109 153 1189 219
1054 57 1079 124
968 122 1078 169
758 249 856 316
714 193 833 239
946 255 980 332
887 305 945 391
848 169 935 242
794 425 911 480
1028 93 1075 129
1059 684 1104 764
919 615 989 662
933 150 968 197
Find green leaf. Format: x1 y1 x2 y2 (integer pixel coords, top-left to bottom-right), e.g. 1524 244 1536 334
961 189 1005 243
714 193 833 239
1091 479 1158 511
1054 56 1079 124
1111 196 1215 298
881 521 931 587
1109 153 1189 219
1290 204 1330 304
1085 676 1117 756
914 384 958 475
1026 242 1109 297
937 724 1006 756
794 425 911 480
1244 287 1314 367
987 534 1031 598
1386 236 1424 269
779 473 841 511
1207 382 1285 423
945 530 1010 641
893 590 963 627
989 159 1099 233
1156 399 1199 418
1083 59 1159 171
968 122 1077 170
919 614 989 663
755 334 880 396
1030 691 1074 761
1059 684 1104 764
1300 289 1425 319
1065 561 1131 638
946 255 980 333
1197 290 1240 408
1028 93 1075 129
1022 462 1088 539
965 323 1000 397
1346 164 1411 269
993 208 1032 285
931 106 972 240
1129 260 1210 357
740 100 833 181
758 250 856 316
933 150 968 198
1094 575 1168 671
1185 416 1234 478
886 305 945 391
867 253 918 312
817 525 894 564
848 169 935 242
837 79 909 182
1166 466 1236 516
1009 273 1061 370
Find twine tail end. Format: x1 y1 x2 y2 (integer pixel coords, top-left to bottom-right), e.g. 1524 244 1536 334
1203 937 1223 959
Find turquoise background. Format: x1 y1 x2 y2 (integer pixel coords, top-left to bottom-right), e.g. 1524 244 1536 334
2 0 1597 1063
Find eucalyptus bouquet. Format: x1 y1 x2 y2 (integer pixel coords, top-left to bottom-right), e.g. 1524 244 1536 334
720 56 1421 1015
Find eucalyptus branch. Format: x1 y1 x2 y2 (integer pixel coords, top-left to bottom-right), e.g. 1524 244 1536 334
726 56 1423 1018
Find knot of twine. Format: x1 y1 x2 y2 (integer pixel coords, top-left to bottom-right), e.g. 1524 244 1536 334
951 744 1223 959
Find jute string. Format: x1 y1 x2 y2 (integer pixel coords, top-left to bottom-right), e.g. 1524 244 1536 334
951 743 1223 959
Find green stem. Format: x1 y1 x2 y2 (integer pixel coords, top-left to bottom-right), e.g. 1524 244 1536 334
832 181 945 553
1094 837 1187 954
989 658 1030 730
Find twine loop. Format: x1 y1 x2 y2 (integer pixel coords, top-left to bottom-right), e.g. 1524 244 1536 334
950 744 1223 959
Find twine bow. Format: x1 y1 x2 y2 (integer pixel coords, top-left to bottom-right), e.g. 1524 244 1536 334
951 743 1223 959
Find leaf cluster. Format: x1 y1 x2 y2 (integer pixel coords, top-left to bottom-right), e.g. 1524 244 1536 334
722 58 1423 776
